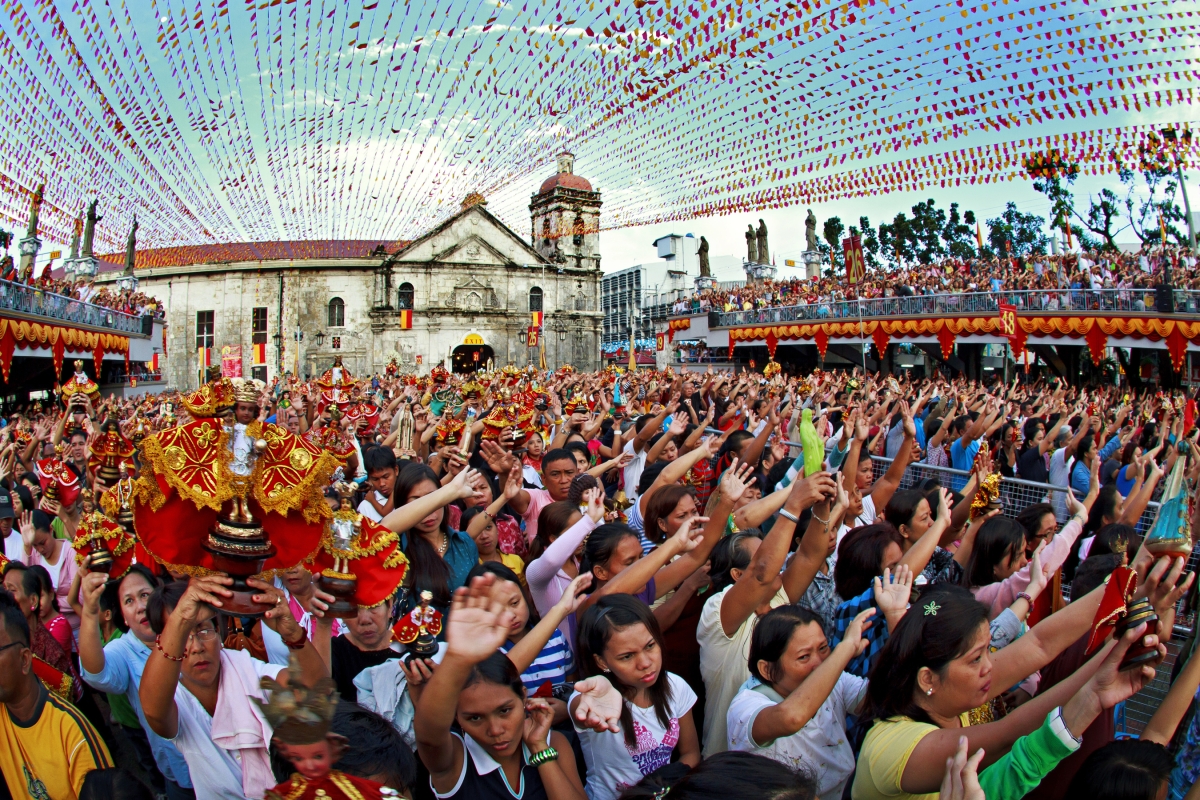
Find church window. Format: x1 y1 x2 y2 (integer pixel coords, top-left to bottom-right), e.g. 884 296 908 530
572 216 585 247
327 297 345 327
397 283 414 310
251 307 268 345
196 310 214 349
528 287 543 312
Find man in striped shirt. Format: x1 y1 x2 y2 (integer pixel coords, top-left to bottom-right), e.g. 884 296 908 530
0 589 112 800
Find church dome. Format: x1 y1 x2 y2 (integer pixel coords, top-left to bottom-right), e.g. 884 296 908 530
538 172 594 193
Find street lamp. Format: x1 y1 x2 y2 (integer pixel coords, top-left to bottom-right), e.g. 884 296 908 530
314 331 325 348
272 332 283 373
518 328 527 345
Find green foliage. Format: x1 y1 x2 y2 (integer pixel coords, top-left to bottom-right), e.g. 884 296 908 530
942 203 978 259
986 202 1049 257
822 216 845 266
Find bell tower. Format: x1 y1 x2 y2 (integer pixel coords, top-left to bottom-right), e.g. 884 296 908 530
529 152 601 272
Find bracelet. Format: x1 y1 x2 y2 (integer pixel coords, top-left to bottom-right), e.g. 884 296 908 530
283 632 308 651
155 634 185 662
778 508 800 524
1015 591 1033 605
529 747 559 767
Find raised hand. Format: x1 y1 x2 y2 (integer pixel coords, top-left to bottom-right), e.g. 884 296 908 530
552 571 595 616
842 607 877 656
717 457 757 504
583 487 605 523
444 574 520 664
523 698 556 751
572 675 623 733
787 470 837 510
174 575 235 622
873 565 914 616
939 737 986 800
449 467 483 500
670 515 709 554
1025 540 1050 600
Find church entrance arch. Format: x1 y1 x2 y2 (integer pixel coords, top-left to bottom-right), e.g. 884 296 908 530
452 333 494 373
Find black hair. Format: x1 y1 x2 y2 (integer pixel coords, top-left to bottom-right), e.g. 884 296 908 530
466 560 522 587
577 594 672 748
1015 503 1056 540
1071 554 1123 599
147 580 190 635
882 489 929 534
642 484 697 546
747 605 824 684
764 460 791 496
1085 484 1121 535
834 523 903 599
565 440 591 466
1090 522 1140 560
330 702 417 794
79 768 153 800
709 531 762 593
1064 739 1173 800
579 522 640 579
963 516 1028 588
1022 416 1045 442
22 565 57 614
11 484 32 514
362 446 397 476
461 651 525 701
0 588 30 647
459 506 486 536
31 508 52 530
542 448 576 472
528 500 583 562
619 750 817 800
637 461 668 496
111 565 162 635
393 462 452 607
861 584 989 727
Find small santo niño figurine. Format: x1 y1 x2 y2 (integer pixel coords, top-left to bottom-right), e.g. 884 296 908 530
969 441 1002 519
256 654 399 800
392 590 442 662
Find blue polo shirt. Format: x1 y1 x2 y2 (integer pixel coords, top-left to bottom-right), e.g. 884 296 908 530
82 633 193 787
948 437 981 491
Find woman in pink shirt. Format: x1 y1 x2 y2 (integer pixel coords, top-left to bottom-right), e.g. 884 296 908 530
969 472 1097 620
17 509 79 641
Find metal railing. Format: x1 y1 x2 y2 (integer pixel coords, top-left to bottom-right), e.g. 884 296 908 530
0 279 144 333
700 288 1200 327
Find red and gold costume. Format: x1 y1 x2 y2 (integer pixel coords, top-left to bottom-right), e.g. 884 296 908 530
265 771 397 800
34 448 81 511
316 357 356 415
132 377 341 577
32 655 74 701
59 360 99 404
88 421 136 485
303 407 357 459
313 486 409 615
73 492 136 578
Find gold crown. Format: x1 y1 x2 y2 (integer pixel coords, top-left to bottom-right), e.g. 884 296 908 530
230 378 265 405
253 653 339 745
73 359 85 371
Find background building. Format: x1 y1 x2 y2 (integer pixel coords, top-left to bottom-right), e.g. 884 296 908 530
601 233 741 346
97 155 604 388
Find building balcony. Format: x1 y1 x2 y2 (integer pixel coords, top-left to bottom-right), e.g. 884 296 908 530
0 279 148 335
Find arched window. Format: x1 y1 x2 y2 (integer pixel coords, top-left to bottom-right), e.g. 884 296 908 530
529 286 543 313
327 297 345 327
397 282 414 310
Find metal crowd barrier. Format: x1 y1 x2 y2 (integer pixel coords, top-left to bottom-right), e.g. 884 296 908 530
707 288 1200 328
0 279 144 333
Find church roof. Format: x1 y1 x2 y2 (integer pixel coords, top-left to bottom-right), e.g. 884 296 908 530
537 173 594 193
98 239 408 269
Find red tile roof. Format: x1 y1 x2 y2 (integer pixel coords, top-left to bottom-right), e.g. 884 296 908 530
99 240 409 269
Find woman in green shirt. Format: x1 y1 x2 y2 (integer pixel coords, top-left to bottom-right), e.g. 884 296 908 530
852 583 1163 800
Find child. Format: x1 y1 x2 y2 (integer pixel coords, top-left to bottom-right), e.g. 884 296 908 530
414 575 587 800
463 507 526 586
570 594 702 800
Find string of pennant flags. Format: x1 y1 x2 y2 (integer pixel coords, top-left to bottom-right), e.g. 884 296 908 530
0 0 1193 253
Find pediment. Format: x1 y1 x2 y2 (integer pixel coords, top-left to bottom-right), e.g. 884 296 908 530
392 204 547 267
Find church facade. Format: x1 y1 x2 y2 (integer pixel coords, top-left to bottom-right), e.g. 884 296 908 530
100 155 603 388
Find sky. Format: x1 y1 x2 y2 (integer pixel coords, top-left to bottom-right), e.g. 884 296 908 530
0 0 1195 269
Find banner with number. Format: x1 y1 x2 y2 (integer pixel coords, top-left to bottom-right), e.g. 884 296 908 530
527 327 540 348
656 333 666 351
998 302 1019 345
843 236 865 285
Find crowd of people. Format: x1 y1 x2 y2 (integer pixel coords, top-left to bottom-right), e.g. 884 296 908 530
0 359 1197 800
674 245 1200 317
0 263 165 319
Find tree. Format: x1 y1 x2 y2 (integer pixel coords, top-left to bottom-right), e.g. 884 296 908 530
908 199 947 264
878 212 916 266
942 204 978 259
986 202 1048 257
822 216 845 268
1122 154 1189 248
858 215 882 270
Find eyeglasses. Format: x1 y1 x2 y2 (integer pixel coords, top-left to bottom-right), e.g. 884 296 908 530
187 626 218 645
0 640 25 656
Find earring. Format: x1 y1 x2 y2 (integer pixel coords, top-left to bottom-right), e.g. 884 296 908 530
926 688 933 696
602 668 611 673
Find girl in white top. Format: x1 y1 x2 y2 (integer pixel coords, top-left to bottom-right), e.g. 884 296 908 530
727 604 874 800
570 594 700 800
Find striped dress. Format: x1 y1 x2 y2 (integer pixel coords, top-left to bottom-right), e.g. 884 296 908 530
500 628 573 695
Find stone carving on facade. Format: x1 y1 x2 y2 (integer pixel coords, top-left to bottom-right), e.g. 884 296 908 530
805 210 819 252
756 219 769 265
83 199 102 258
745 225 757 263
698 235 711 277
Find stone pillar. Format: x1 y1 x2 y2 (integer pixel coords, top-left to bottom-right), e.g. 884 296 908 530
801 251 822 280
18 235 40 281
